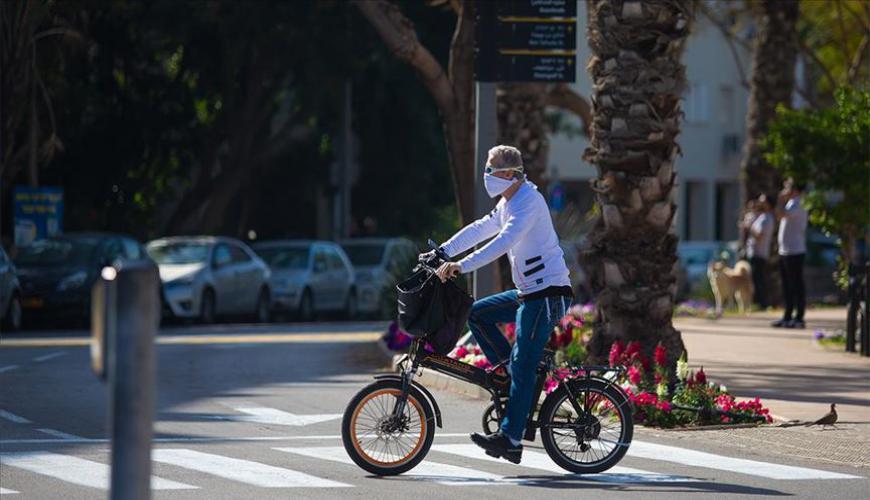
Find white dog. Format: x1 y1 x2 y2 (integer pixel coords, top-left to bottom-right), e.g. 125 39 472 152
707 260 754 317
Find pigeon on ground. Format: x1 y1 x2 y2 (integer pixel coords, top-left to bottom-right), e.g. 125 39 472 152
806 403 838 428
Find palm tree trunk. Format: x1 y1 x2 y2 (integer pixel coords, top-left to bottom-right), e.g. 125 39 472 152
582 0 692 368
740 0 799 202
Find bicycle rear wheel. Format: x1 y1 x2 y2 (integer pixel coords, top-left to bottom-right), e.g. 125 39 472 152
539 378 633 474
341 379 434 475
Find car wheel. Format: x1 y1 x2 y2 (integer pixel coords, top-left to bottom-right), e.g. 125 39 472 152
298 289 314 322
255 288 271 323
344 289 358 320
200 289 216 324
3 294 22 332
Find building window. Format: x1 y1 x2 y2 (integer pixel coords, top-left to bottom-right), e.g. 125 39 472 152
715 181 739 241
684 83 709 124
719 85 735 128
685 180 709 241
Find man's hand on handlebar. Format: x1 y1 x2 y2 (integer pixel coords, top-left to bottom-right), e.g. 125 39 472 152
435 262 461 282
418 250 436 262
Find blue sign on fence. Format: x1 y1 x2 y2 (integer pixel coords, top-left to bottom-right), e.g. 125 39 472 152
13 186 64 247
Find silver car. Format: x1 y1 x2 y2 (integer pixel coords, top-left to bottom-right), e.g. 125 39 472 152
146 236 271 323
0 247 22 331
252 240 356 321
340 237 416 317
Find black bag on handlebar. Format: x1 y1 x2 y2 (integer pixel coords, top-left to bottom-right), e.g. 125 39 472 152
396 268 473 355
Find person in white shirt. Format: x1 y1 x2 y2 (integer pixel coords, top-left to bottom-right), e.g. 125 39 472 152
745 195 774 309
425 145 572 464
772 180 808 328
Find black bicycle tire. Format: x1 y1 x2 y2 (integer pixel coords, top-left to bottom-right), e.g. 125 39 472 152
539 378 633 474
341 379 435 476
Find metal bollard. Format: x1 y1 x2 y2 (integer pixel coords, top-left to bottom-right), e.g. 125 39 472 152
92 260 160 500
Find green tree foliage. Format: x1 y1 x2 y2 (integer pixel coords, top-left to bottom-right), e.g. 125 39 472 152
4 0 458 243
762 87 870 279
798 0 869 97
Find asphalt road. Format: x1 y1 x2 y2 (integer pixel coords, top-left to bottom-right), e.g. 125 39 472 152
1 322 867 499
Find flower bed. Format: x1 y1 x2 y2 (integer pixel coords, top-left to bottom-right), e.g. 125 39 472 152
382 302 772 428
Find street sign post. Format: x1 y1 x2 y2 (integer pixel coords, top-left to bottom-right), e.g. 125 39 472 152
471 0 577 298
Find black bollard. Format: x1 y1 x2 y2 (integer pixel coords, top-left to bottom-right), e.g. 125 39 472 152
92 261 160 500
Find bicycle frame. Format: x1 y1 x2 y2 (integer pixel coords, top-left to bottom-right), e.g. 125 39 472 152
391 338 626 442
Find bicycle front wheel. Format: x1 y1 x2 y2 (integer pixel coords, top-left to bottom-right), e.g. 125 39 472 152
539 378 633 474
341 379 434 475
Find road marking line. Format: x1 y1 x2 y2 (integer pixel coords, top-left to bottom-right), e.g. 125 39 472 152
628 441 862 480
36 429 82 440
212 405 342 427
0 487 19 495
432 444 692 483
0 332 381 348
0 410 31 424
0 452 196 490
275 446 512 486
0 433 473 445
0 365 19 374
32 352 67 363
152 449 350 488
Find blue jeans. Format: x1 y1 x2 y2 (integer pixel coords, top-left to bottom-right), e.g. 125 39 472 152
467 289 571 441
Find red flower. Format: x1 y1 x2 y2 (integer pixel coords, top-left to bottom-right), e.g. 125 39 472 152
628 366 642 386
696 367 707 385
654 343 667 367
454 346 469 358
609 340 625 366
625 341 641 358
503 323 517 342
656 400 672 412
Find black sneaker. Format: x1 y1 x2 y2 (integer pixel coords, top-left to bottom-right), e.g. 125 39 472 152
787 320 806 329
470 432 522 464
771 319 790 328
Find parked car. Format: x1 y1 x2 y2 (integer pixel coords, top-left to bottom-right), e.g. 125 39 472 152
252 240 356 321
340 238 416 317
14 232 146 326
0 246 22 331
146 236 271 323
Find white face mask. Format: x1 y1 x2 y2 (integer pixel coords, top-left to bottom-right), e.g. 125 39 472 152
484 173 518 198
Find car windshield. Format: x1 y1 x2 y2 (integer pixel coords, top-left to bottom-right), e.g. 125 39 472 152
255 247 309 270
15 238 97 267
343 244 386 267
147 242 210 265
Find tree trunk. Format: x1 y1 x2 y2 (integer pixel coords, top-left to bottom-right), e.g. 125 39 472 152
582 0 691 369
740 0 799 202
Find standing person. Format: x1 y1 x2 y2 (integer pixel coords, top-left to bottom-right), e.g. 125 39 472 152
421 145 572 464
746 195 774 310
739 199 759 259
772 180 808 328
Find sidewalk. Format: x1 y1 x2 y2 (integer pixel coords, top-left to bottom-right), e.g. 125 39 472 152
675 307 869 424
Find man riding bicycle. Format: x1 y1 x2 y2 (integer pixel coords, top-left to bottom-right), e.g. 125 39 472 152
423 145 573 464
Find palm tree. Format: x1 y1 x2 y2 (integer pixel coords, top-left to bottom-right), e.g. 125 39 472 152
740 0 799 202
582 0 692 368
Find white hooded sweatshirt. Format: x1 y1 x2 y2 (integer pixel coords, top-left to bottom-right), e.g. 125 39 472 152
440 180 571 296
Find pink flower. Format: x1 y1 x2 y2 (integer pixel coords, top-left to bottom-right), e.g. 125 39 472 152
625 341 641 359
454 346 469 359
503 322 517 342
654 343 667 367
628 366 642 386
609 340 625 366
472 346 482 355
544 377 559 394
473 357 492 369
656 401 672 412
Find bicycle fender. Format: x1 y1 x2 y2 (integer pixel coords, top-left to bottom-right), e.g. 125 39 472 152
373 374 443 428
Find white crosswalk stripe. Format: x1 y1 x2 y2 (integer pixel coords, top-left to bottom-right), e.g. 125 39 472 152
627 441 863 480
275 446 511 486
0 488 19 495
431 444 693 483
0 452 196 490
152 449 350 488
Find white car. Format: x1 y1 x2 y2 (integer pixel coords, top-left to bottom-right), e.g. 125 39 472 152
146 236 271 323
340 238 416 317
252 240 356 321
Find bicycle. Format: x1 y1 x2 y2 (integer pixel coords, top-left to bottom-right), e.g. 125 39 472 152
341 242 634 476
